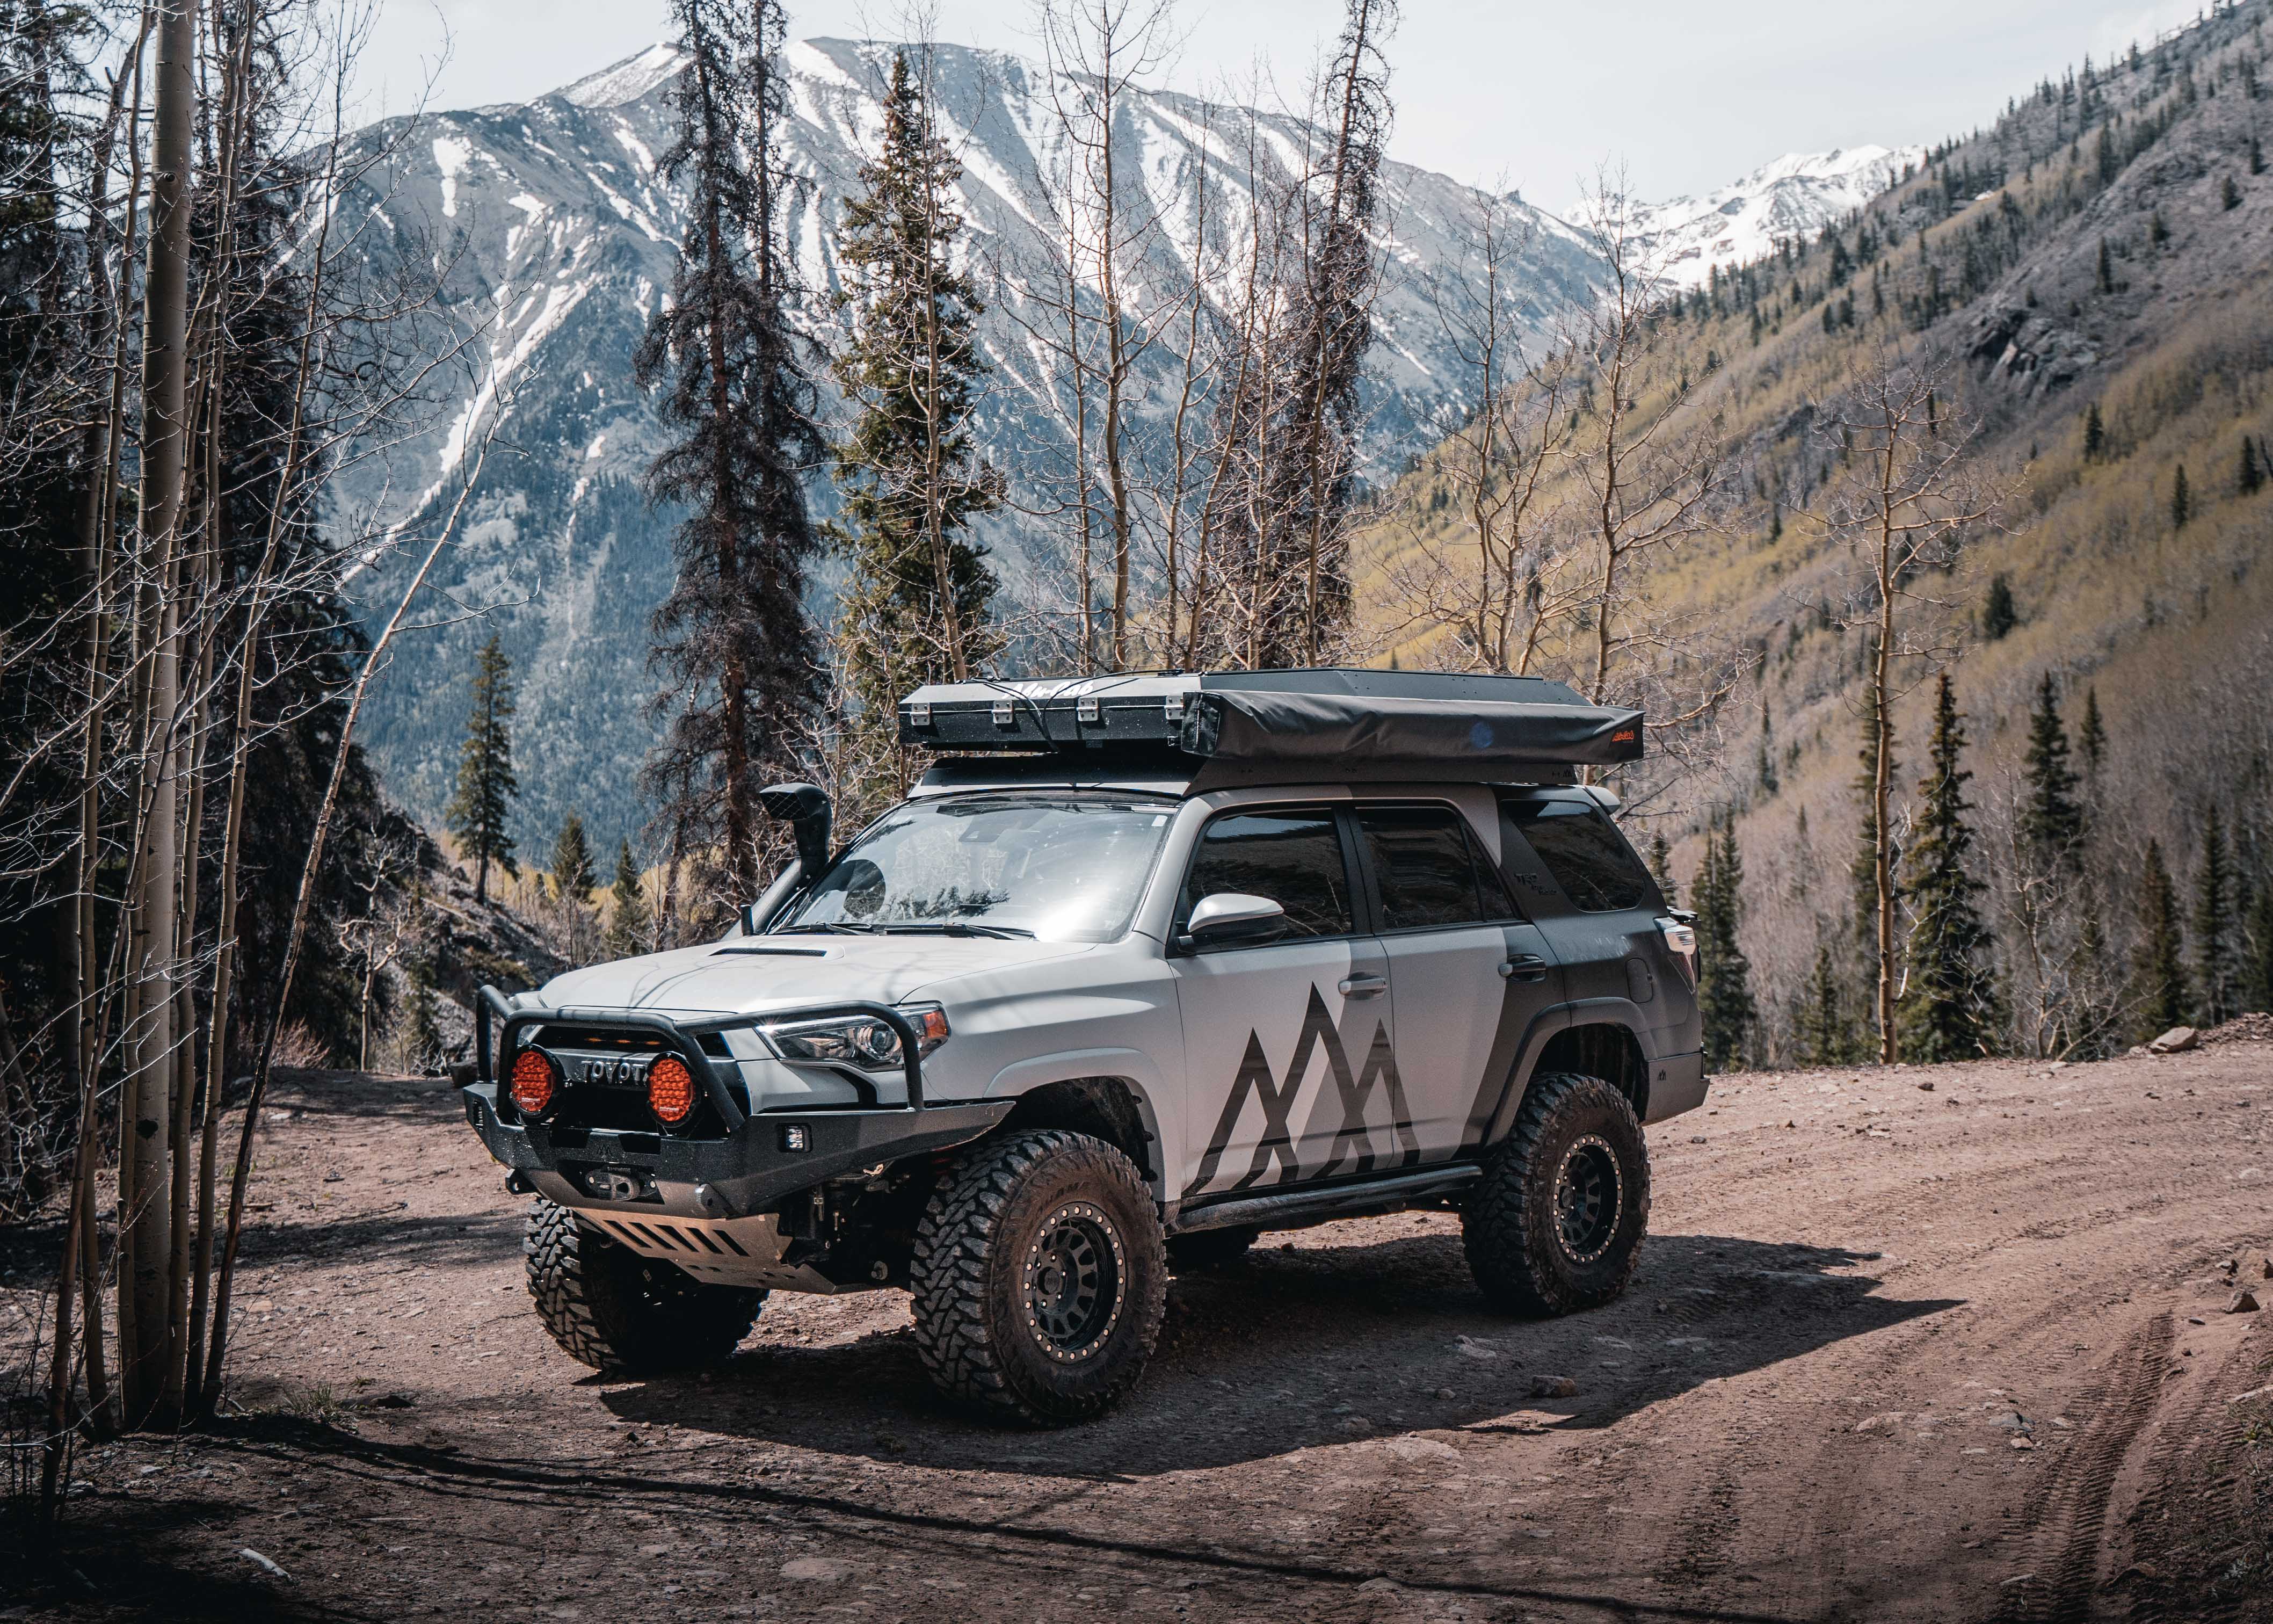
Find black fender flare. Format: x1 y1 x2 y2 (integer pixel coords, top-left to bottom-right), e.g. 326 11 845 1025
1470 997 1664 1150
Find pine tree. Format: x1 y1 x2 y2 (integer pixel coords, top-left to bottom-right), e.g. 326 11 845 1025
2020 672 2084 865
2193 805 2235 1026
1648 831 1677 905
2252 134 2266 176
2083 400 2105 459
830 50 1001 808
2246 880 2273 1014
2171 463 2191 528
1898 675 1998 1062
2096 237 2115 293
1982 572 2018 639
1695 818 1756 1070
1797 940 1857 1066
551 811 596 905
2224 174 2243 210
2241 436 2264 496
1284 0 1398 662
2133 838 2189 1036
605 839 653 960
445 635 519 905
638 0 824 905
2078 686 2108 785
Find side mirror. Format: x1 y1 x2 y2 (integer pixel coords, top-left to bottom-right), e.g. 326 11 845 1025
758 782 832 889
1178 893 1288 953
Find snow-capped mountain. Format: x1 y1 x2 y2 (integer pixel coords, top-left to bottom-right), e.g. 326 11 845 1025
331 39 1608 853
1613 146 1926 291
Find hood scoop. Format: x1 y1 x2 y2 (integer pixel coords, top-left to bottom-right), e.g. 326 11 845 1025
709 945 829 958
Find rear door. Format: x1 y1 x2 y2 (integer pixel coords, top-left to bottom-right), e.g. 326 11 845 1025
1170 805 1401 1200
1499 793 1691 1063
1347 802 1560 1164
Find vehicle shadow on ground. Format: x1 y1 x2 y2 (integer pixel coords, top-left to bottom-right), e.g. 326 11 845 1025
600 1229 1962 1478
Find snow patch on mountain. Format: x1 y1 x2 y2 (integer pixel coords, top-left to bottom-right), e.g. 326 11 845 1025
1619 145 1926 290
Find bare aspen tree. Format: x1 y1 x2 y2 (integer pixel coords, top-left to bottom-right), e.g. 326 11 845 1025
1807 351 2006 1064
1384 186 1584 672
1562 172 1727 711
118 0 200 1427
1007 0 1175 670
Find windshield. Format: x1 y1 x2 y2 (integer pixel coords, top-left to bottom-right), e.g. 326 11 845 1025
776 794 1177 944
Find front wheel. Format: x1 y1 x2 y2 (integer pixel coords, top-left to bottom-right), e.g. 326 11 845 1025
524 1200 765 1374
1462 1071 1650 1317
910 1129 1167 1425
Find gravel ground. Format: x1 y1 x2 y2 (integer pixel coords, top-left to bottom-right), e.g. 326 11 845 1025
4 1042 2270 1622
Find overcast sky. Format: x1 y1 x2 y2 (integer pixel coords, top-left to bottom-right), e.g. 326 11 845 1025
350 0 2209 209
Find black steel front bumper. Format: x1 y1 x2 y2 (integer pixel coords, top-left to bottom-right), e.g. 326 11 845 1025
458 985 1011 1221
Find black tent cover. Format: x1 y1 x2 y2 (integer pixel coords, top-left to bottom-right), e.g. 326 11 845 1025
897 669 1643 777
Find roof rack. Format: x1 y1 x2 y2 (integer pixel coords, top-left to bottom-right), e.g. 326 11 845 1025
896 669 1642 786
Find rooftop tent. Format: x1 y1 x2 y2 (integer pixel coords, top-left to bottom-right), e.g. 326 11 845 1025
897 669 1643 788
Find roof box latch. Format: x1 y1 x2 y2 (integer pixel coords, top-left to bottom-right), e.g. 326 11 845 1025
1163 694 1185 721
991 699 1015 727
905 701 931 727
1076 697 1101 724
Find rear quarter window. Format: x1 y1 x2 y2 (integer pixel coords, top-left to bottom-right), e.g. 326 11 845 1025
1503 799 1657 912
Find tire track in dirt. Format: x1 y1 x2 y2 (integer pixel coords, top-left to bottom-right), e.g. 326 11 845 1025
1988 1311 2173 1624
2116 1332 2260 1624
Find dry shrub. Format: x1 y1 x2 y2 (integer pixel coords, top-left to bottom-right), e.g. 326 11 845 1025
270 1021 335 1070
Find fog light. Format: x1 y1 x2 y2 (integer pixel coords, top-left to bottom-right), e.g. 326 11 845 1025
780 1124 809 1153
509 1048 558 1116
647 1055 696 1125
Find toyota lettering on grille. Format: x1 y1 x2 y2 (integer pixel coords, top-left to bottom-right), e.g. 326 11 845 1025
579 1056 650 1089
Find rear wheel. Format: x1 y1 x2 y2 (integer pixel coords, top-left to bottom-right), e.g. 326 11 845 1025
910 1130 1167 1425
523 1200 765 1374
1166 1224 1262 1272
1462 1071 1650 1317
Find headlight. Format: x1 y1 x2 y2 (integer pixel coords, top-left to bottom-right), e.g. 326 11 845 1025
758 1005 949 1072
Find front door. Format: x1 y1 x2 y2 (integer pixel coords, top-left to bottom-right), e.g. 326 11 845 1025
1170 806 1403 1200
1352 802 1562 1162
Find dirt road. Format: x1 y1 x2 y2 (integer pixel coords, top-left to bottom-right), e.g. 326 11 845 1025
6 1042 2270 1623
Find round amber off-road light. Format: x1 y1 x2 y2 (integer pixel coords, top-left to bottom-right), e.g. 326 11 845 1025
509 1049 558 1116
647 1055 696 1125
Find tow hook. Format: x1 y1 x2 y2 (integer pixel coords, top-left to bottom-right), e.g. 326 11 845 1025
505 1170 536 1197
582 1168 655 1203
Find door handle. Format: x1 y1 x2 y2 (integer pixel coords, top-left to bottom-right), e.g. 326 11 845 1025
1337 974 1388 997
1499 955 1549 982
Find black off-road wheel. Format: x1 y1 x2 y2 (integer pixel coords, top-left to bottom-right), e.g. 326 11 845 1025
523 1200 765 1374
1462 1072 1650 1317
1166 1225 1262 1272
909 1130 1167 1425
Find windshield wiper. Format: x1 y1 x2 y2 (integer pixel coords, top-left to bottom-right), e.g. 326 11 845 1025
876 921 1035 939
774 921 876 935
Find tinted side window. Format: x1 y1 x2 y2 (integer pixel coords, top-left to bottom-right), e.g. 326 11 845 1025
1505 800 1655 912
1184 809 1353 938
1357 805 1510 931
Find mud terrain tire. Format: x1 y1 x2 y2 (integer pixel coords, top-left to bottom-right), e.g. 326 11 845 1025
910 1129 1167 1425
524 1200 765 1374
1166 1225 1262 1272
1463 1071 1650 1317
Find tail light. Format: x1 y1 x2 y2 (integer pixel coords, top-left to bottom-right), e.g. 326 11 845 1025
508 1048 560 1116
647 1055 698 1125
1658 917 1699 988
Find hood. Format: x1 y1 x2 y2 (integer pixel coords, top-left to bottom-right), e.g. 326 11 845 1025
531 934 1098 1017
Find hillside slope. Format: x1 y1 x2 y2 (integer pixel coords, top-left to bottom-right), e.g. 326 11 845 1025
1361 2 2273 1056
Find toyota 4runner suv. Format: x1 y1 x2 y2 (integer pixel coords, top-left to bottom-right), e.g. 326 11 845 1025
456 669 1706 1424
